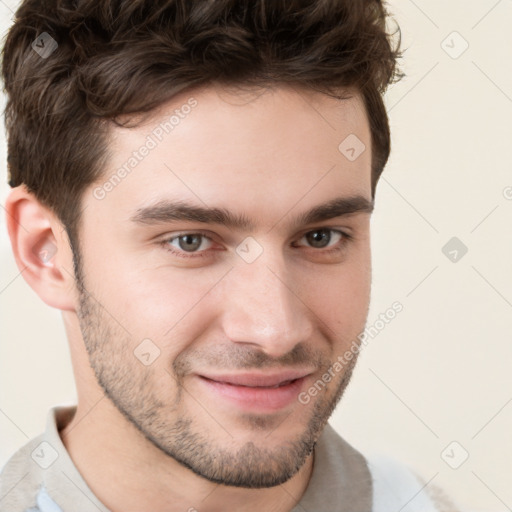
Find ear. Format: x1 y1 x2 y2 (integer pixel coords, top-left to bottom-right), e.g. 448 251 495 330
5 185 78 311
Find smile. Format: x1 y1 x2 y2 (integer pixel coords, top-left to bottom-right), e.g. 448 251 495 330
196 370 313 412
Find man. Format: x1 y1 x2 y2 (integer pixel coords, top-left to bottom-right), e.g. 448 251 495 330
0 0 460 510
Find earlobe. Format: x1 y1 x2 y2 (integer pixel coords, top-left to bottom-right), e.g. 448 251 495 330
5 185 78 312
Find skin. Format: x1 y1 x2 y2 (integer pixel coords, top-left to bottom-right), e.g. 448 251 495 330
6 83 373 512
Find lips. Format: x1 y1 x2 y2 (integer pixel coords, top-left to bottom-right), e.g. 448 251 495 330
196 370 313 412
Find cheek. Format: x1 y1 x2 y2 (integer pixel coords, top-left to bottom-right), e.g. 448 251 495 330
305 253 371 336
89 255 225 349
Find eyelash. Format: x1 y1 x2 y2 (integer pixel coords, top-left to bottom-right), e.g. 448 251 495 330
158 228 353 260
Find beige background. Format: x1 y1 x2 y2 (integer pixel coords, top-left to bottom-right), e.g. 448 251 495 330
1 1 511 510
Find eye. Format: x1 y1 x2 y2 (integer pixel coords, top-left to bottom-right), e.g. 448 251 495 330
162 232 214 258
295 228 352 251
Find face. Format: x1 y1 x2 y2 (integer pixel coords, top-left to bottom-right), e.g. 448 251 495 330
74 84 373 488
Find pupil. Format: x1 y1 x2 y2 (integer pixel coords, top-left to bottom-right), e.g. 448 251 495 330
179 234 201 252
308 229 329 248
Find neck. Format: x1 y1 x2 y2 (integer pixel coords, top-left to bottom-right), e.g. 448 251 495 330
59 398 315 512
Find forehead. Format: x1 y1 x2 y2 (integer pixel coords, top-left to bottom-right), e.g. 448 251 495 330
88 83 372 229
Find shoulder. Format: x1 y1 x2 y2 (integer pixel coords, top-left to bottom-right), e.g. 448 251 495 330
0 433 46 510
1 405 109 512
296 425 464 512
365 453 463 512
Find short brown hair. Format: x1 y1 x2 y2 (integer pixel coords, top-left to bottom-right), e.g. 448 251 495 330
1 0 403 247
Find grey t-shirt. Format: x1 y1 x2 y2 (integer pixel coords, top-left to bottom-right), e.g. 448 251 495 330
0 406 459 511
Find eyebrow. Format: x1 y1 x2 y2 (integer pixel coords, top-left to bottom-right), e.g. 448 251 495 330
129 195 374 231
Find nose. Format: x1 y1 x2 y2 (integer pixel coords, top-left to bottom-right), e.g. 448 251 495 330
219 254 314 358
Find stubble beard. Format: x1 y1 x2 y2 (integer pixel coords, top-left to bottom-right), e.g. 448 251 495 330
74 262 360 488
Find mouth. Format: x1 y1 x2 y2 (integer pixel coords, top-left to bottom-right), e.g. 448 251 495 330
196 371 313 412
